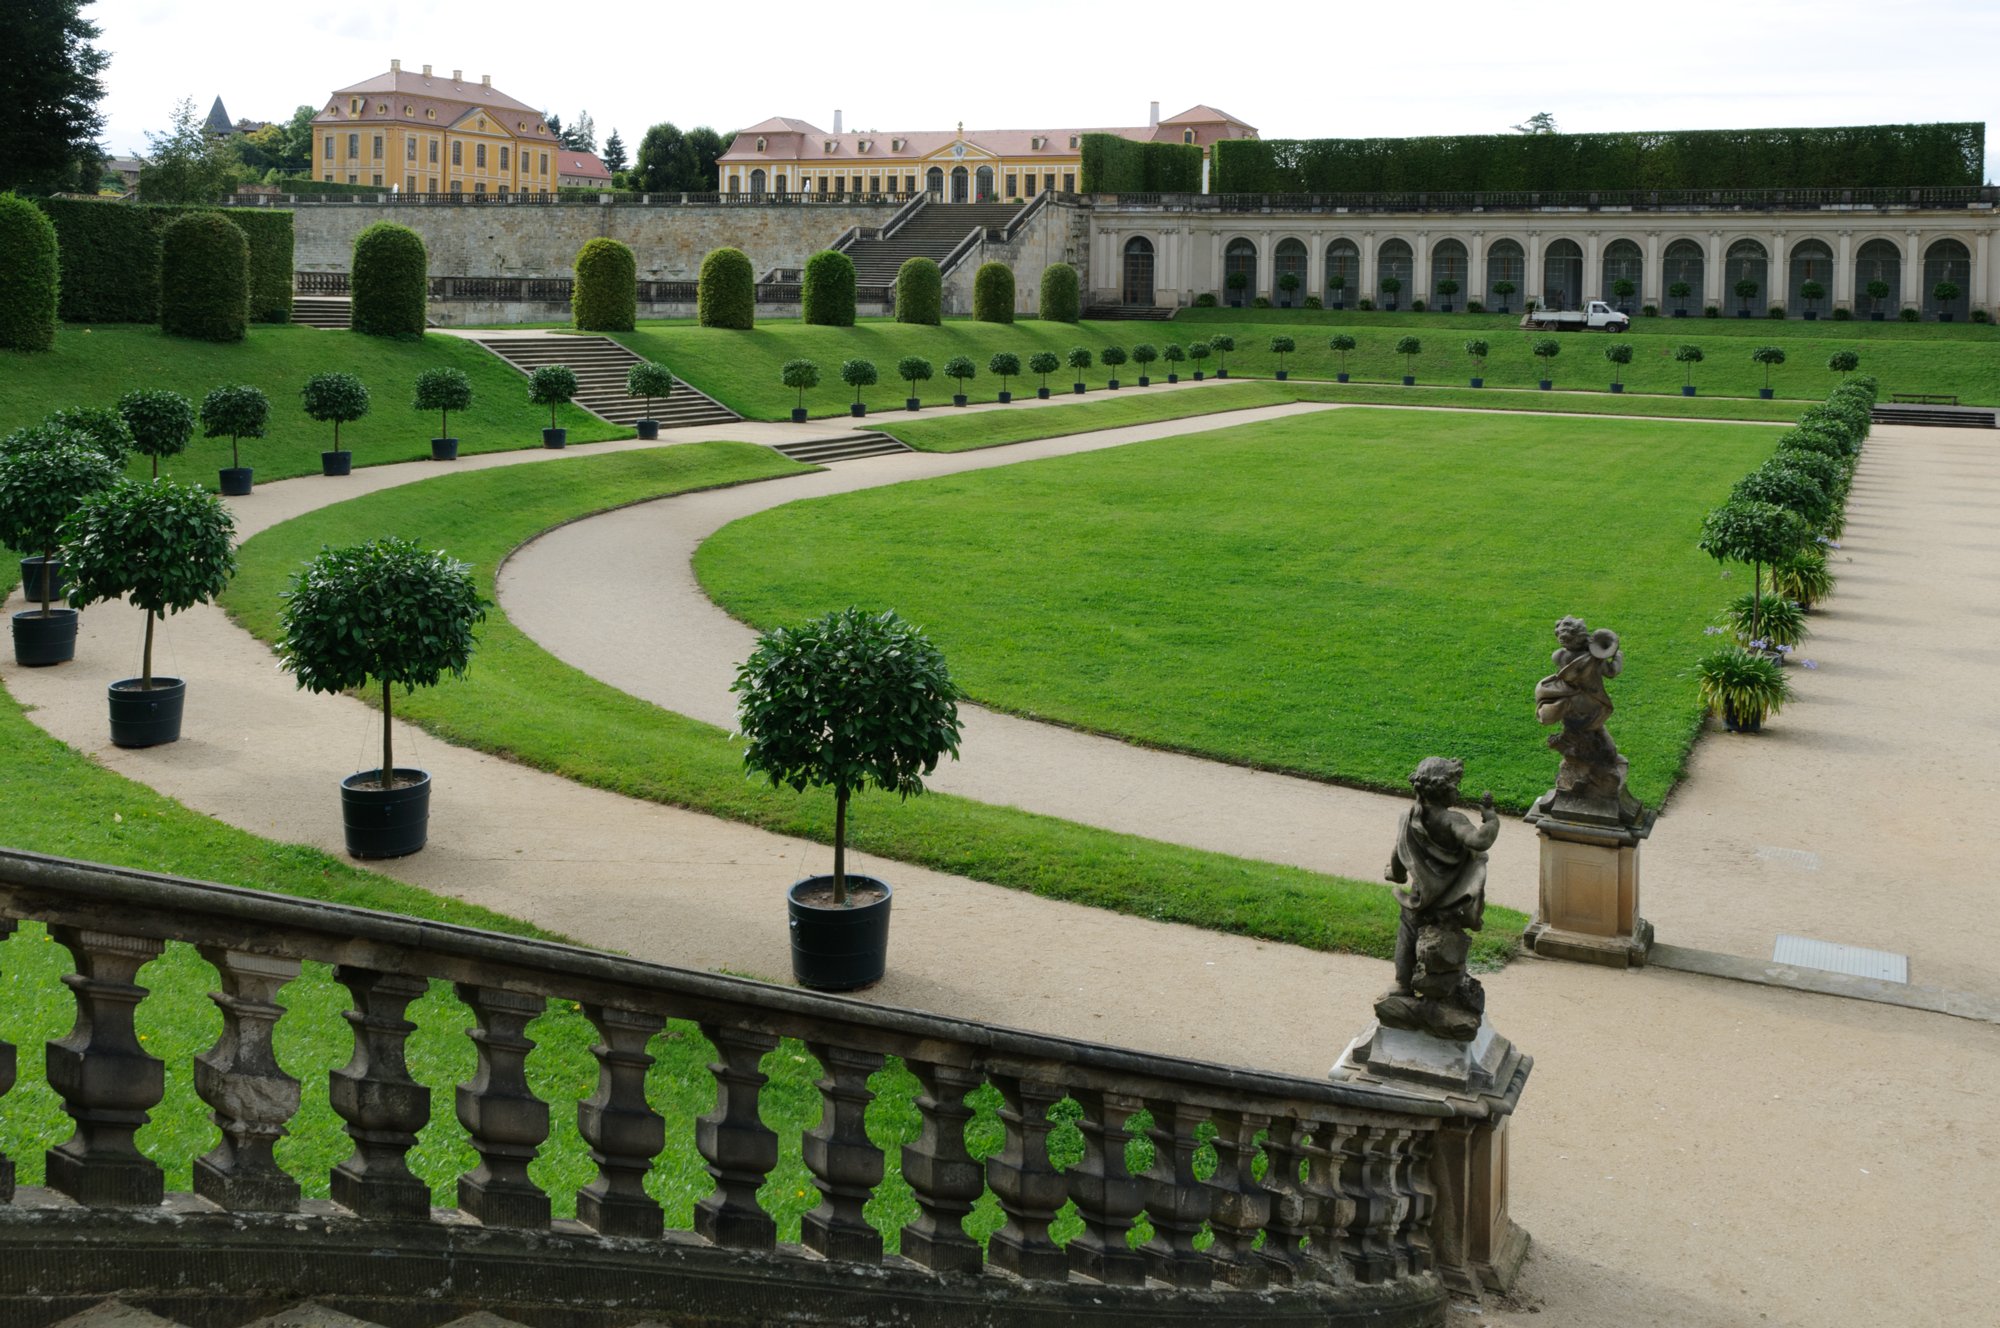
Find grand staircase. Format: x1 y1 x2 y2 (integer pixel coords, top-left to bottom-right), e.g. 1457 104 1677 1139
1084 303 1175 322
1869 402 1996 428
840 201 1024 284
472 335 739 430
291 297 351 329
767 429 909 465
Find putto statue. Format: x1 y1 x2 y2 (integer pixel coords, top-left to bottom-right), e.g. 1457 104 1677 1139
1377 756 1498 1043
1530 615 1645 827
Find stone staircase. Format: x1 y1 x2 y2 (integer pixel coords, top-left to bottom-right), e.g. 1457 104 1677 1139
1870 403 1996 428
768 429 910 465
840 201 1023 285
472 335 739 430
291 297 351 330
1084 303 1175 322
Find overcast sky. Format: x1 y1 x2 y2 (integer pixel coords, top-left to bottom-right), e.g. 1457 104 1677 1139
91 0 1997 179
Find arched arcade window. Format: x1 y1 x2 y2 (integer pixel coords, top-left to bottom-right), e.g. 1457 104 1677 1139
926 166 944 197
1485 239 1524 311
1274 238 1307 306
1223 237 1257 306
1377 238 1413 306
1325 239 1359 305
1662 239 1703 315
1923 238 1971 319
1542 239 1582 310
1122 236 1155 306
1431 238 1467 309
975 165 993 201
1725 239 1768 315
1854 239 1900 319
1601 239 1643 309
1788 240 1833 317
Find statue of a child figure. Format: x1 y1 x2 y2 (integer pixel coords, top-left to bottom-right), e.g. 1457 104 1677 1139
1379 756 1498 1043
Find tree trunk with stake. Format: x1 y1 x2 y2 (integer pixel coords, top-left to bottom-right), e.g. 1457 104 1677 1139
381 676 394 789
833 786 848 905
141 612 157 690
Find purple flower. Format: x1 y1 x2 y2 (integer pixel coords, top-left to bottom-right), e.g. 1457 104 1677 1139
1749 639 1769 650
1802 659 1819 670
1703 625 1725 636
1774 643 1792 654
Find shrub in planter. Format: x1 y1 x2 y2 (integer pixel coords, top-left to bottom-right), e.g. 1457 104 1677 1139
1492 279 1517 312
0 192 59 352
899 355 933 409
1436 278 1460 311
1864 279 1891 318
1193 292 1217 308
801 249 857 327
528 364 579 446
1409 299 1427 313
1464 338 1488 387
1698 498 1809 645
1750 345 1786 398
972 261 1015 323
943 354 977 405
1826 349 1860 375
782 358 820 421
1604 341 1633 392
1266 335 1294 380
1394 334 1421 384
624 361 671 439
1466 300 1485 314
1799 280 1825 318
300 372 369 475
1302 295 1322 310
1773 546 1836 611
1064 345 1091 393
1703 305 1721 318
895 256 942 326
1379 275 1402 309
1330 333 1357 382
160 212 249 343
840 357 877 415
696 246 756 329
731 606 963 990
1185 341 1209 380
1932 281 1961 319
350 221 428 338
1674 343 1704 395
1028 349 1061 397
1724 591 1808 651
1099 345 1127 388
200 383 269 494
1131 342 1159 384
1696 646 1790 732
1277 272 1300 307
60 477 237 747
1161 342 1185 382
1733 278 1759 316
1531 336 1560 389
0 438 120 665
1767 304 1786 320
118 388 196 478
1209 335 1233 377
1898 306 1919 322
277 538 485 859
987 351 1020 402
1040 262 1080 322
572 236 637 332
412 367 473 458
1668 280 1692 315
43 407 134 468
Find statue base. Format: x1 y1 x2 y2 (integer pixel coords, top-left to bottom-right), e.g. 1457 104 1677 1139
1522 797 1655 968
1332 1019 1532 1297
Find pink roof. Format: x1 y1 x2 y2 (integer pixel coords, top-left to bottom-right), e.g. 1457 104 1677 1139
720 104 1255 164
332 67 540 116
559 151 611 180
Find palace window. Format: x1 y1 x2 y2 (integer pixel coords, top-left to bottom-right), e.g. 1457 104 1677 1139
1044 173 1055 194
406 138 416 160
476 143 486 168
1069 135 1079 148
350 98 362 115
499 146 508 170
1063 172 1075 192
404 105 413 116
449 180 461 194
539 152 548 175
1024 174 1036 196
376 102 387 114
905 174 916 194
452 141 462 166
1184 129 1196 144
426 108 436 120
475 182 485 194
372 174 382 186
372 136 383 159
429 138 438 163
405 175 415 192
869 175 880 194
347 133 358 158
323 135 333 161
755 137 766 151
892 138 904 151
1005 174 1017 196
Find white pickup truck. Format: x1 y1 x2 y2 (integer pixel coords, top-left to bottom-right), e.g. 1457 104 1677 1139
1518 300 1631 333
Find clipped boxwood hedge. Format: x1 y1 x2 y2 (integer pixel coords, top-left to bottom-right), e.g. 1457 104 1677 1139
801 249 856 327
160 212 249 343
0 193 59 351
226 208 295 324
350 221 428 338
972 261 1015 323
697 246 755 329
1079 134 1202 193
895 256 941 326
32 199 294 325
1040 262 1079 323
572 236 637 332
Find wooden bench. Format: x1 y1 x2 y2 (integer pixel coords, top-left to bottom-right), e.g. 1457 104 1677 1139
1889 392 1959 405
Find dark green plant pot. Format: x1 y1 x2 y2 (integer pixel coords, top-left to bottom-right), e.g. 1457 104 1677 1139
1470 377 1483 388
13 608 78 667
790 408 808 424
1539 379 1553 391
1737 310 1751 319
997 391 1011 404
1137 375 1150 387
1610 383 1624 393
543 428 567 448
1072 383 1085 395
1216 370 1228 379
849 402 867 417
907 397 922 411
1870 312 1885 321
19 557 65 605
1106 380 1120 391
1274 370 1287 381
219 468 253 496
1191 371 1202 381
1760 388 1774 399
1674 309 1688 317
1721 702 1763 734
1337 373 1350 383
1439 304 1453 314
1166 373 1177 384
341 768 432 859
1804 311 1817 321
1939 313 1954 323
952 394 967 407
788 875 893 991
321 451 352 477
108 676 186 748
1332 302 1345 311
635 420 659 440
1037 387 1051 399
1682 385 1697 396
431 437 460 461
1402 375 1415 386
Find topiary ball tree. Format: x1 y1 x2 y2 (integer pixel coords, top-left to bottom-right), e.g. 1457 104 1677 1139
1040 262 1080 323
1266 336 1294 375
160 212 249 343
412 367 473 440
697 246 755 329
1209 334 1234 376
1698 498 1809 644
840 357 877 409
1465 338 1490 373
802 249 857 328
528 365 579 430
943 354 977 401
895 256 941 325
1532 336 1561 385
972 261 1015 323
625 360 673 421
1329 333 1357 377
1162 343 1186 378
0 438 120 616
1733 461 1835 534
300 372 370 453
898 355 933 404
731 606 963 905
1394 335 1422 378
1604 341 1634 388
572 236 637 332
200 384 270 472
0 192 60 352
350 221 429 338
1028 349 1061 391
277 538 485 789
1065 345 1092 388
1186 341 1210 377
1675 343 1705 387
61 478 237 690
1131 342 1159 381
782 358 820 414
118 389 196 478
987 351 1020 396
43 407 134 468
1827 349 1860 374
1100 346 1128 385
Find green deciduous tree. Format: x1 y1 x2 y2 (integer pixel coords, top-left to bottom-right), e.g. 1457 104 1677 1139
139 97 240 203
412 367 472 439
300 371 370 452
0 435 119 615
199 383 268 471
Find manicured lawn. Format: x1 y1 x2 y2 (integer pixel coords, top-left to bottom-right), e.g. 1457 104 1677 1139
0 324 619 487
221 443 1516 965
698 409 1778 811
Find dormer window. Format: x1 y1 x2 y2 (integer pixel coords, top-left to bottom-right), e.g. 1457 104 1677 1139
824 140 835 153
350 98 362 115
892 137 904 151
858 139 870 153
1030 136 1043 151
1184 129 1196 144
426 108 436 120
755 136 767 152
376 102 388 114
1069 135 1079 148
404 104 414 116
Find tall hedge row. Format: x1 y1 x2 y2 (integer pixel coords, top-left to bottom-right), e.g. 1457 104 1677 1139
1079 134 1203 193
226 209 295 324
894 257 941 326
350 222 428 338
160 213 249 343
1040 262 1080 323
572 237 637 331
972 262 1015 323
0 193 60 351
32 199 294 324
697 246 755 329
1213 122 1986 194
801 249 856 327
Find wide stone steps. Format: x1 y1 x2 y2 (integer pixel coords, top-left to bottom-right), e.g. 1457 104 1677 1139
844 202 1024 282
767 430 910 465
472 336 740 430
292 297 351 329
1084 303 1176 322
1870 404 1996 428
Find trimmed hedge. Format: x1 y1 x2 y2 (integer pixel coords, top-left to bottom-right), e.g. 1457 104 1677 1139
572 236 637 332
801 249 856 327
1079 134 1203 193
895 256 941 326
697 246 755 329
227 209 295 324
1040 262 1080 323
160 212 249 343
32 199 294 325
1213 121 1986 193
0 193 59 351
972 262 1015 323
350 222 428 338
271 178 384 197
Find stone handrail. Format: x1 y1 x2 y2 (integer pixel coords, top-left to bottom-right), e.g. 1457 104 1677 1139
1096 185 2000 213
0 848 1483 1325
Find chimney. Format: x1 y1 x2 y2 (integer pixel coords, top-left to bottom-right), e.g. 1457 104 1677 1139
390 58 401 72
1149 101 1159 127
452 69 462 82
834 109 843 135
421 64 432 76
481 74 491 87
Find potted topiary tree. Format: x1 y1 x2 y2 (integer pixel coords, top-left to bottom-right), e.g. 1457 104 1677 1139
118 388 196 479
1799 280 1825 320
1696 645 1791 733
1380 275 1403 311
1210 335 1234 378
1611 277 1636 314
1605 342 1633 393
530 365 579 446
201 384 269 496
1394 334 1421 384
731 606 963 991
301 372 369 477
60 478 237 747
1064 345 1091 395
1933 280 1961 322
1131 342 1159 386
1100 345 1127 390
1734 278 1758 318
1161 343 1185 383
1668 280 1692 317
1186 341 1209 381
943 354 977 406
987 351 1020 403
1028 350 1061 399
841 358 878 416
1436 278 1461 314
1330 333 1357 383
898 355 933 410
781 358 820 423
1328 273 1348 310
412 367 473 459
277 538 486 858
1464 338 1489 388
1277 272 1300 308
1827 349 1860 376
625 361 672 439
1493 279 1517 314
1532 336 1561 390
1864 279 1890 321
1675 343 1705 395
45 407 132 467
1225 270 1248 308
1751 345 1786 399
0 438 119 666
1263 335 1293 381
1699 498 1809 648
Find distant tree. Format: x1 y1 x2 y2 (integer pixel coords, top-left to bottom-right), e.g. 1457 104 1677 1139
139 96 239 203
602 129 627 174
633 122 684 193
561 110 596 153
0 0 110 193
543 113 564 144
1512 111 1559 135
685 127 726 190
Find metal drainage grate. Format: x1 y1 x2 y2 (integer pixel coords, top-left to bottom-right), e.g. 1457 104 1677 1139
1772 935 1908 983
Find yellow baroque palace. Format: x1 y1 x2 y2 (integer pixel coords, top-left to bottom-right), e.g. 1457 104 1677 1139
310 60 579 195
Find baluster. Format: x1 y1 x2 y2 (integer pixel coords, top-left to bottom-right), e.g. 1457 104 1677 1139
985 1073 1069 1281
801 1041 885 1262
899 1059 984 1274
454 984 550 1229
1303 1122 1358 1285
1391 1126 1436 1275
1205 1108 1271 1288
1066 1088 1147 1286
193 947 302 1211
693 1024 778 1251
1339 1126 1402 1283
43 927 165 1206
0 920 14 1202
1138 1099 1213 1289
1260 1118 1324 1284
577 1003 666 1238
328 967 431 1220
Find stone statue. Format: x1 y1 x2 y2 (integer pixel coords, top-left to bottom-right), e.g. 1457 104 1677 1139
1531 616 1645 827
1377 757 1498 1043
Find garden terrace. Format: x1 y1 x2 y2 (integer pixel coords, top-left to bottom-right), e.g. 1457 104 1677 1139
1095 186 2000 214
0 847 1494 1328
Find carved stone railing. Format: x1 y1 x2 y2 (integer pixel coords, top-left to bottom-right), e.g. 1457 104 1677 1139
1096 185 2000 214
0 848 1479 1327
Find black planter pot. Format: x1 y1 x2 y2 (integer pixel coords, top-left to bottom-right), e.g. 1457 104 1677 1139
1760 388 1774 399
1539 379 1553 391
1166 373 1178 384
1737 310 1752 319
321 450 352 477
108 677 186 748
1470 377 1484 388
1337 373 1351 383
1682 385 1697 397
431 437 460 461
1275 370 1288 381
1496 305 1510 315
1939 313 1954 323
1674 308 1688 318
635 420 659 440
1439 303 1454 314
1721 702 1763 734
952 394 967 407
1216 370 1228 379
907 397 922 411
997 391 1011 404
1871 312 1885 321
12 608 78 667
1384 302 1399 312
19 556 65 605
790 408 808 424
1610 383 1625 394
1402 375 1415 386
850 402 868 418
1191 371 1203 381
219 468 253 496
1037 387 1051 399
1332 302 1345 311
787 875 893 991
1106 380 1120 391
543 427 568 448
1072 383 1085 395
341 768 432 859
1804 311 1818 321
1137 375 1150 387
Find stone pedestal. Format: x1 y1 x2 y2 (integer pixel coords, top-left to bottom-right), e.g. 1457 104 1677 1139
1522 799 1655 967
1331 1020 1531 1298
